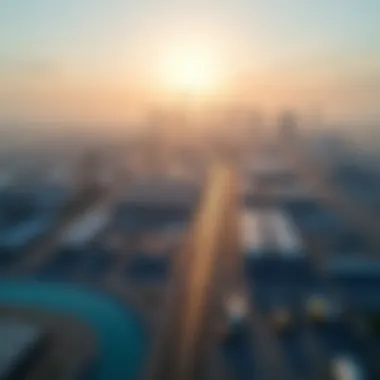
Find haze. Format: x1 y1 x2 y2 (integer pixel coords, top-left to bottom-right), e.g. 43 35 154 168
1 0 379 125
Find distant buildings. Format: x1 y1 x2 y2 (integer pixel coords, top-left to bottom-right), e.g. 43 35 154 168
278 110 298 145
1 119 380 380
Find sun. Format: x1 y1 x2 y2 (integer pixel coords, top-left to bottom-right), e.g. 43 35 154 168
166 52 214 93
158 45 220 95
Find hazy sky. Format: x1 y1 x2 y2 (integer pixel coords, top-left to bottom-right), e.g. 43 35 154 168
1 0 379 123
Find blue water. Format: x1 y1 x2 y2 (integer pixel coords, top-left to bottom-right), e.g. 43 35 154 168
0 280 146 380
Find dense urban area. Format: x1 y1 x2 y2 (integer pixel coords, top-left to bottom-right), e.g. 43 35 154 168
1 112 380 380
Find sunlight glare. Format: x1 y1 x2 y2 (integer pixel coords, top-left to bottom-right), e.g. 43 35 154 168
159 44 221 95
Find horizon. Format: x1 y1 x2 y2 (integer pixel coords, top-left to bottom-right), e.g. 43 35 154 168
1 0 380 125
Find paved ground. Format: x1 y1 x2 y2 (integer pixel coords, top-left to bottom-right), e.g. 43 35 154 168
0 305 96 380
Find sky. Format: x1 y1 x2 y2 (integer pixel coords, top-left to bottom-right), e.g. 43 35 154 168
1 0 380 124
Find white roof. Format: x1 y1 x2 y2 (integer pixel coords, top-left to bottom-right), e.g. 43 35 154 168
61 206 111 246
240 208 303 256
331 356 364 380
225 294 248 322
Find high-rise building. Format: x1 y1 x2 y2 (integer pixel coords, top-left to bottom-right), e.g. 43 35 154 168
278 110 298 145
73 149 101 195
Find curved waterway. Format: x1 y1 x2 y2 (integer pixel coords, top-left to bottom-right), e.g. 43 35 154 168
0 280 146 380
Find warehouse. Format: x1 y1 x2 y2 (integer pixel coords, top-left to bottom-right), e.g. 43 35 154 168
60 206 111 248
240 208 304 257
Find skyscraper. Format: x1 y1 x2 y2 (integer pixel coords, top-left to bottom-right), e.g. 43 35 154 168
278 110 298 146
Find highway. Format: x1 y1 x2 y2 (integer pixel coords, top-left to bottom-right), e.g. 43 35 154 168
239 145 372 380
147 164 307 380
147 165 240 380
3 146 378 380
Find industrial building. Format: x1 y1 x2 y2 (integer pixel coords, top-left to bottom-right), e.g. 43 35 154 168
0 133 379 380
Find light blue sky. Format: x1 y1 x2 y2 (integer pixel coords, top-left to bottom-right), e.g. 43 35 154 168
1 0 379 122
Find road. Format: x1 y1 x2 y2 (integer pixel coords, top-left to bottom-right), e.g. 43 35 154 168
146 163 302 380
147 166 240 380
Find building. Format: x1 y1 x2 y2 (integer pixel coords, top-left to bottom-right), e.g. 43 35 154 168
278 110 298 145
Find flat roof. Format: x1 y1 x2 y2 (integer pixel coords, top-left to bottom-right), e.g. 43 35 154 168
326 257 380 276
241 208 304 256
121 178 199 206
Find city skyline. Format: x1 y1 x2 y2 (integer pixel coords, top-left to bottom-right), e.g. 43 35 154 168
1 0 380 124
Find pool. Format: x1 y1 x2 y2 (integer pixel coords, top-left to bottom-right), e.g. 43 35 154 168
0 280 147 380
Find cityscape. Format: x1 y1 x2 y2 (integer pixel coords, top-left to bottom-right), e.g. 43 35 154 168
1 112 380 380
1 1 380 379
